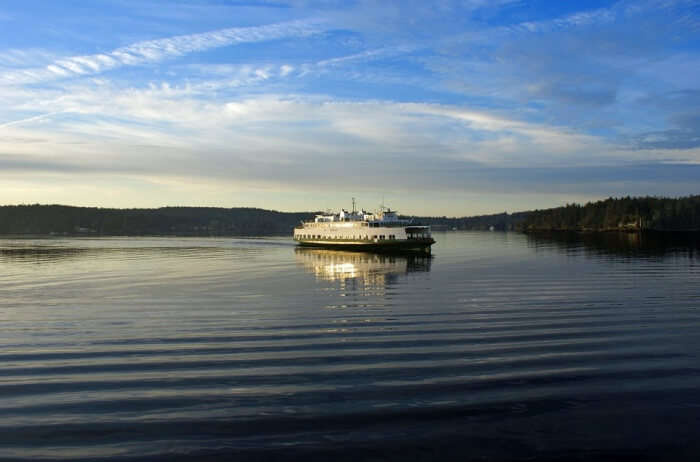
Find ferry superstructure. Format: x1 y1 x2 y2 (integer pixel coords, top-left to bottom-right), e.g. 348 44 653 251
293 200 435 253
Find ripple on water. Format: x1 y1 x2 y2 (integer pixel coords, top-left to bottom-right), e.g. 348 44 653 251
0 233 699 460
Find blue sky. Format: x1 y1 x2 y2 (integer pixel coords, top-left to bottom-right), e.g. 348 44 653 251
1 0 699 215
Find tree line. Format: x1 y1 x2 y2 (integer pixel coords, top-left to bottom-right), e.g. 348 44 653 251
1 196 698 236
408 212 530 231
0 205 314 236
520 195 700 232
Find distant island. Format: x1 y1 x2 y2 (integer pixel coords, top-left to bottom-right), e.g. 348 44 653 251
1 195 698 236
0 205 314 236
520 195 700 232
413 195 700 232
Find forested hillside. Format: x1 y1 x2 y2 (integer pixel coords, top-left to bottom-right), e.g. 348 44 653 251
522 196 700 232
2 196 698 236
0 205 314 236
410 212 530 231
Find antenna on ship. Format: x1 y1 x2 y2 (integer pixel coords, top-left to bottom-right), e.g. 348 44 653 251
352 197 356 214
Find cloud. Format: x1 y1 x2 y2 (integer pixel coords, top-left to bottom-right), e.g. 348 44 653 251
0 112 64 129
632 115 700 150
624 91 700 149
1 84 699 214
0 49 56 68
317 46 415 67
528 81 618 107
516 6 617 33
0 19 325 85
634 130 700 150
1 81 684 186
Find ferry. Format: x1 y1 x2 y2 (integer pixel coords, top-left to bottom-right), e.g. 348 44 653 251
293 200 435 253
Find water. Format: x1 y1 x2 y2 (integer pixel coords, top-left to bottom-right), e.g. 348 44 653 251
1 232 699 461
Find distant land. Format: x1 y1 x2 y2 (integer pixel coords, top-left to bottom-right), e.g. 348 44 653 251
418 194 700 232
520 195 700 232
0 195 699 236
0 205 313 236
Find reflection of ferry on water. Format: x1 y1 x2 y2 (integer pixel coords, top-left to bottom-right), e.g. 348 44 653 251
294 247 431 285
293 200 435 254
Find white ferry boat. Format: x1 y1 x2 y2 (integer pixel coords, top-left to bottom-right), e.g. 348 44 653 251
293 200 435 253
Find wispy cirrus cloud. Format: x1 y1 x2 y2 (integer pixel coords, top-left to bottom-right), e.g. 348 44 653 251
512 0 697 34
515 7 617 33
0 19 325 85
0 48 57 68
317 45 416 67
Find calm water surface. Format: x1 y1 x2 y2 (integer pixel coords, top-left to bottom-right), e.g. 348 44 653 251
1 232 699 461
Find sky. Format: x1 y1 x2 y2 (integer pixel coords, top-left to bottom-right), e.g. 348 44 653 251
1 0 699 216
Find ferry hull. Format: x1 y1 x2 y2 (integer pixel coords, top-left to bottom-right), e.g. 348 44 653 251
296 238 435 254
